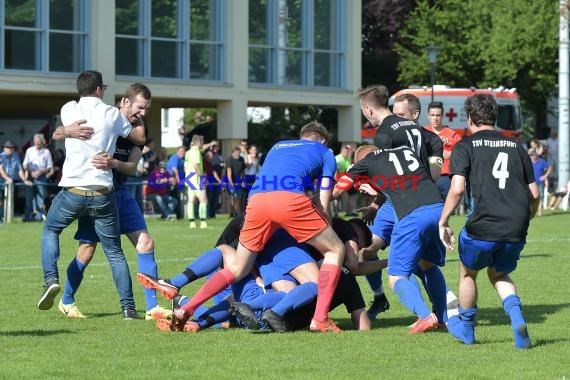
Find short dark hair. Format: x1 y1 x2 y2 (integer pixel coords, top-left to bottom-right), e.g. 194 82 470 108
348 218 373 248
124 82 152 102
428 101 444 112
464 94 497 127
356 84 389 108
394 93 422 115
300 121 331 143
76 70 103 96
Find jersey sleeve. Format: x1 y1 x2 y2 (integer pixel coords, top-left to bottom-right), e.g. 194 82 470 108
321 149 337 178
449 140 471 177
422 128 443 158
347 157 369 178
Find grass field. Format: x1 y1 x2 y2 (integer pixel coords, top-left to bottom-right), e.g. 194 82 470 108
0 212 569 379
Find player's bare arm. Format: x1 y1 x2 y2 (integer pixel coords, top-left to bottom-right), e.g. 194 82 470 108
438 174 465 251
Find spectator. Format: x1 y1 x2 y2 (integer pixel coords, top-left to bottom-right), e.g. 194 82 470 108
166 146 186 219
226 146 245 216
146 162 178 220
22 133 54 222
546 180 570 210
243 143 261 205
529 149 552 216
545 128 559 187
0 140 26 222
528 138 546 158
209 142 225 217
142 138 158 175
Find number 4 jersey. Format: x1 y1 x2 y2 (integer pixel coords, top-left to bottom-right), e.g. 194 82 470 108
347 145 443 220
450 130 536 241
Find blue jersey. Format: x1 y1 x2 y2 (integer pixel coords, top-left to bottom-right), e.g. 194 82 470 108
249 139 336 196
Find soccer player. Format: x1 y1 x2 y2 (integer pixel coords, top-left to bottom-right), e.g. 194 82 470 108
334 143 448 334
53 83 172 320
162 121 345 333
439 94 539 348
356 85 442 321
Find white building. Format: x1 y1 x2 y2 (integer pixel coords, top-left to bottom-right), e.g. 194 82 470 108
0 1 363 153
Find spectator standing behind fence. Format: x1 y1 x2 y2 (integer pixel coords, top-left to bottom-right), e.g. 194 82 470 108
142 138 158 175
242 144 261 205
146 162 178 220
208 142 224 218
529 149 551 217
424 101 461 199
0 140 26 223
226 146 245 217
22 134 54 222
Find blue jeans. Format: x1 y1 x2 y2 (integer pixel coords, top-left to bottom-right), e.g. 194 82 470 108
41 189 135 309
146 193 178 218
24 177 48 220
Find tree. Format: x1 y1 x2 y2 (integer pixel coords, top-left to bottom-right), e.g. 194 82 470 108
394 0 558 137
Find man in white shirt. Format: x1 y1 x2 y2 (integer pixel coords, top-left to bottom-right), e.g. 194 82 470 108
38 70 145 319
22 134 53 221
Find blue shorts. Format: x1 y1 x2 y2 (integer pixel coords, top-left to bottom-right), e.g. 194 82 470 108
74 187 147 243
458 229 525 274
388 203 445 277
232 275 265 303
257 229 315 289
369 201 395 246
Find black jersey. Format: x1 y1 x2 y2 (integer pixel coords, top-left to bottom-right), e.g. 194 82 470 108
284 265 365 331
348 145 442 219
113 137 137 186
306 217 358 260
422 128 443 160
373 114 431 171
450 130 535 242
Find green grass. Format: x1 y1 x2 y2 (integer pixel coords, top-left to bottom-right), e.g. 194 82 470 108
0 212 569 379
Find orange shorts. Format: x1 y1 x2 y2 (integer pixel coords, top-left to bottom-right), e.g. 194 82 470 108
239 191 328 252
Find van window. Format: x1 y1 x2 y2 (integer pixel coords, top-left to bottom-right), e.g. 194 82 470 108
496 105 521 131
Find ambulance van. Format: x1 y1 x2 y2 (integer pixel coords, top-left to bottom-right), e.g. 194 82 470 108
361 85 523 141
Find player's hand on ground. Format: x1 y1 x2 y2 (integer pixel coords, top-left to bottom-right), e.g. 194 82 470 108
439 223 455 251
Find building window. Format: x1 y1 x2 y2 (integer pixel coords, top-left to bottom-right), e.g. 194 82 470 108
116 0 224 81
249 0 345 88
1 0 88 73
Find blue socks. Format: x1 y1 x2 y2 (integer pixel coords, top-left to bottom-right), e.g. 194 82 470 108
170 247 223 288
502 295 531 348
422 266 447 323
394 278 432 319
272 282 318 316
62 258 86 304
365 264 383 295
137 252 158 310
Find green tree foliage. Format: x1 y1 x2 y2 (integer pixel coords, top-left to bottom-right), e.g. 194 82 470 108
395 0 558 136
